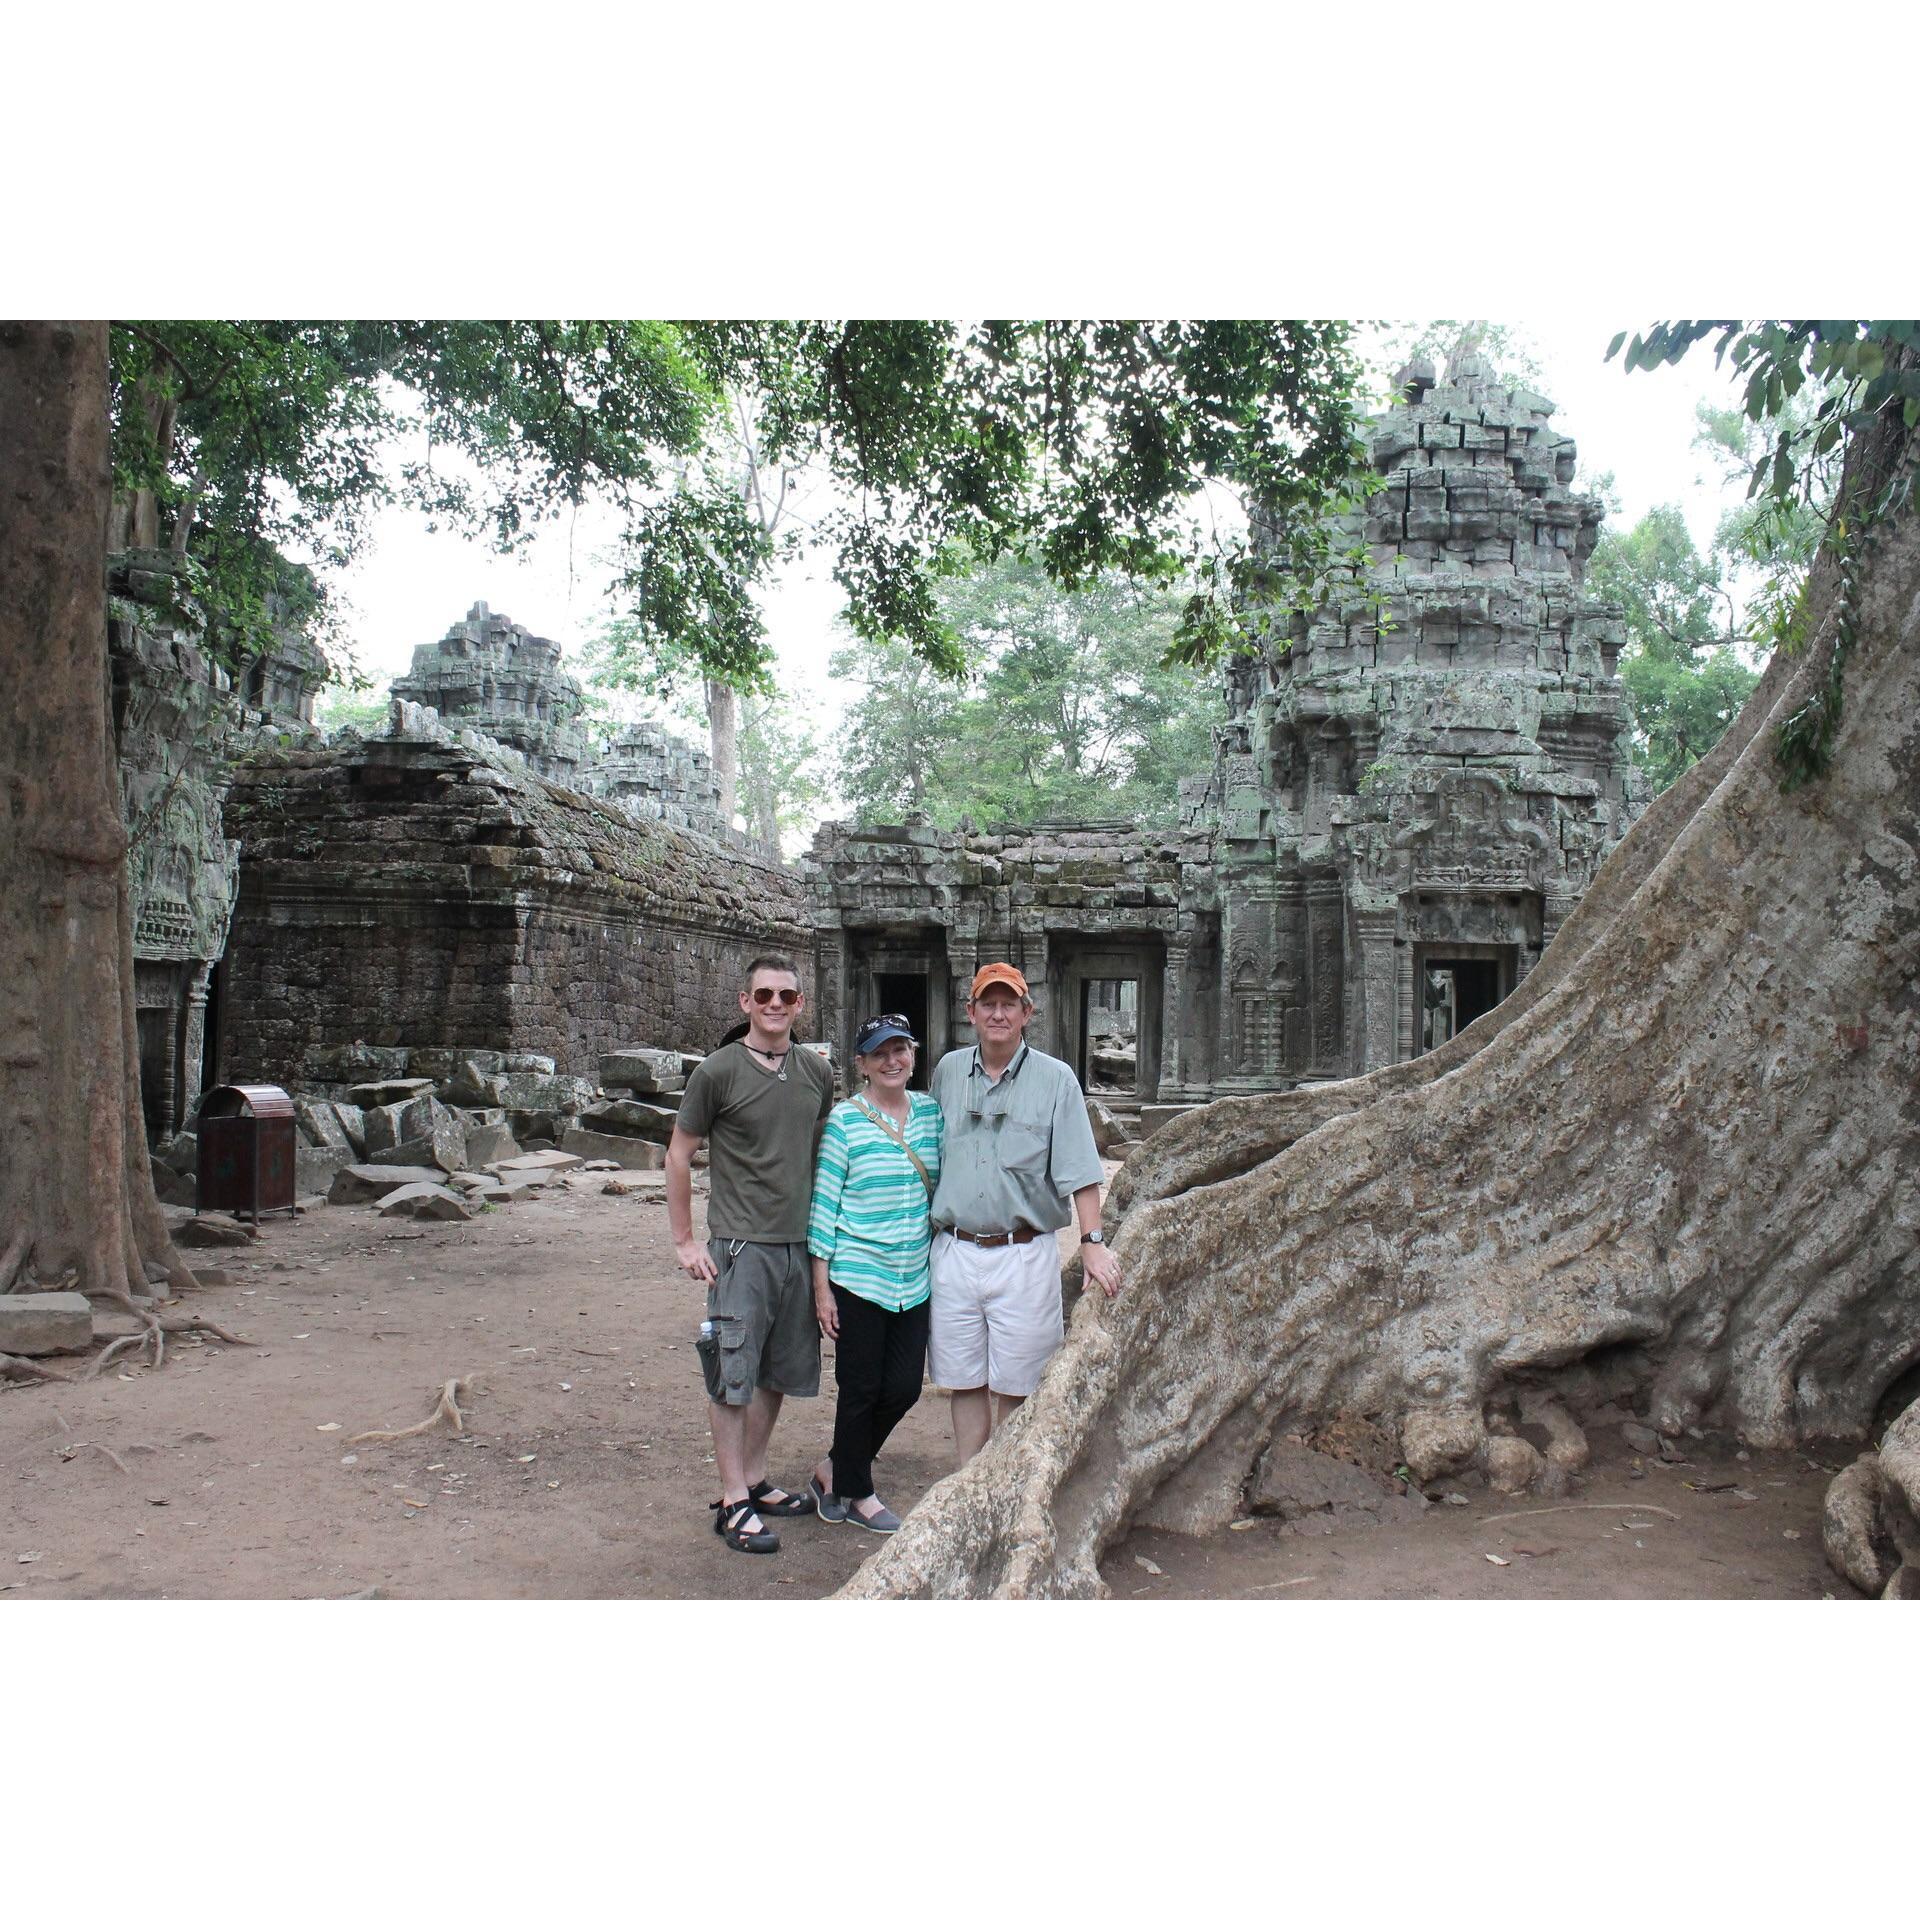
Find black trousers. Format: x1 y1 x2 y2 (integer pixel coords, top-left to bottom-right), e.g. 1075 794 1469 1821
828 1284 929 1501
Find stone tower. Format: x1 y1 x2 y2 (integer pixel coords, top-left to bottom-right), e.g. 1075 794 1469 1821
1172 350 1645 1095
390 602 591 785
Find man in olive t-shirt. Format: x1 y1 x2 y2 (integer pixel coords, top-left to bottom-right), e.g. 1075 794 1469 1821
667 954 835 1554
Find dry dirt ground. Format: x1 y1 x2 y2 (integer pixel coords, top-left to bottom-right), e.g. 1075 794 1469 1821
0 1168 1864 1601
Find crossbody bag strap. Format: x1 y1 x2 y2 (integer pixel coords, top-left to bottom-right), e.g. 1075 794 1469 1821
852 1097 935 1200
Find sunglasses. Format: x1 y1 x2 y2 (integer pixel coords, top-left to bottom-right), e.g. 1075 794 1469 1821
750 986 802 1006
855 1014 915 1043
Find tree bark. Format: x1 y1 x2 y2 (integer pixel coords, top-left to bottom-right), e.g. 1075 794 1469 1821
0 322 187 1304
843 390 1920 1600
706 677 738 824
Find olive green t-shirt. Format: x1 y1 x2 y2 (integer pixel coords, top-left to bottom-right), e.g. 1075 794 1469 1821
675 1042 835 1242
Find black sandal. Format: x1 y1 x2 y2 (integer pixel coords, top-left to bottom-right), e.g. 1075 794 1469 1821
711 1496 779 1554
749 1479 818 1518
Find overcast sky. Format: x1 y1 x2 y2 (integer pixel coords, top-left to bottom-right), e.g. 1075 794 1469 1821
321 319 1747 741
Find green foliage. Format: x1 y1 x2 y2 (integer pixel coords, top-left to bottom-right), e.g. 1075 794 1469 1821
685 321 1372 674
832 555 1219 829
312 683 391 735
113 319 1371 704
1617 641 1762 793
109 321 721 672
1588 505 1731 654
737 694 829 850
1587 506 1760 793
1608 321 1920 787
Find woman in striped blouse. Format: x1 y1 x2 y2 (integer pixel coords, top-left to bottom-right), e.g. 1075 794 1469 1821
806 1014 944 1532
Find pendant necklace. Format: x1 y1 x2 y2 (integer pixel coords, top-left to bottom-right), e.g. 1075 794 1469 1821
743 1041 791 1082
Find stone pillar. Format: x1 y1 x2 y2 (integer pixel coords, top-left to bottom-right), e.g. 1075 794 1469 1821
1020 932 1057 1059
1351 906 1399 1073
1306 878 1345 1073
181 960 214 1133
1396 941 1418 1063
1158 937 1189 1098
946 934 979 1068
813 928 848 1067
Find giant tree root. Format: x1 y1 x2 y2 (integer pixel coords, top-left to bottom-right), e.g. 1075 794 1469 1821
350 1377 475 1445
843 388 1920 1601
1823 1400 1920 1598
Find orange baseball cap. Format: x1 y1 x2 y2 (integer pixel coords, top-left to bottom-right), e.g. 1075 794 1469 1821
969 962 1029 999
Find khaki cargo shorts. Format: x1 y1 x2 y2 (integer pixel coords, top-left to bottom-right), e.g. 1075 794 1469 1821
697 1238 821 1406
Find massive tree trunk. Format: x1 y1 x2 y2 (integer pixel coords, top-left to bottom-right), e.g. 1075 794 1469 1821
843 386 1920 1601
0 322 189 1309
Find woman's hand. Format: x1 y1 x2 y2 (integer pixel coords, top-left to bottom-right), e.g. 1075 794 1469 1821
815 1282 840 1342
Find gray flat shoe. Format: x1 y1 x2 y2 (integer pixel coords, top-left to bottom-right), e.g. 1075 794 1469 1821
811 1473 850 1524
845 1500 900 1533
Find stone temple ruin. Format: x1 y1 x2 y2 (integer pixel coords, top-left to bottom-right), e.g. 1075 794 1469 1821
116 352 1645 1199
809 353 1643 1111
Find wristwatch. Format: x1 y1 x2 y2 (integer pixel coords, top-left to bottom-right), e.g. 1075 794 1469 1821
1081 1229 1104 1246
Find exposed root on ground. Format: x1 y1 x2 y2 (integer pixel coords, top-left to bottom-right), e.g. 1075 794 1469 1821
350 1376 475 1445
85 1292 254 1376
0 1356 64 1387
1474 1502 1676 1526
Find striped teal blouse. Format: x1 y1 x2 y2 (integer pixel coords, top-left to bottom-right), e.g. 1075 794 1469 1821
807 1093 944 1311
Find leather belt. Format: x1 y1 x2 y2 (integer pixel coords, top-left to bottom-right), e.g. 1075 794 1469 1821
945 1226 1041 1247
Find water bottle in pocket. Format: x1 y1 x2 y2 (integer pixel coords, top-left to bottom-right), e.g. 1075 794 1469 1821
695 1317 722 1399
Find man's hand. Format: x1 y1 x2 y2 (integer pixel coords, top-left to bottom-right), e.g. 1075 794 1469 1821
675 1235 718 1284
1081 1240 1123 1299
815 1282 839 1342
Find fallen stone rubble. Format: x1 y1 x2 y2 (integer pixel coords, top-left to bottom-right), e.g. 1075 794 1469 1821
149 1037 709 1215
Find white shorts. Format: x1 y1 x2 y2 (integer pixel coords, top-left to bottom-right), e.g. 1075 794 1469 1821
927 1230 1064 1398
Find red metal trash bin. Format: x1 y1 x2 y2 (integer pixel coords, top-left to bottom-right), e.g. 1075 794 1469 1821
197 1084 297 1221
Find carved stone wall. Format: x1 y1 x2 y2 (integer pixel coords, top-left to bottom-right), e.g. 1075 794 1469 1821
109 549 324 1141
219 733 812 1084
807 817 1185 1100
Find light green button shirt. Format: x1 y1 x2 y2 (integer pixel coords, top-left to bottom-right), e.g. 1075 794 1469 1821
928 1043 1104 1235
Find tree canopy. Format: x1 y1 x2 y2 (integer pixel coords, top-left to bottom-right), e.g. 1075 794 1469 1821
830 555 1219 830
111 320 1374 694
1586 505 1760 792
1609 321 1920 785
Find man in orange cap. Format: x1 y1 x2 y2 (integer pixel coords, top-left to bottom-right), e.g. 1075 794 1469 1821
926 962 1122 1465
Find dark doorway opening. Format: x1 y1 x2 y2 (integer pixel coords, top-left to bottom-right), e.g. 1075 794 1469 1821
203 960 224 1099
136 1004 172 1143
1420 953 1505 1052
872 971 932 1089
1079 977 1140 1094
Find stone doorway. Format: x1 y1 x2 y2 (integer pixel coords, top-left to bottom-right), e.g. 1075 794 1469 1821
1047 937 1164 1103
845 933 950 1089
871 970 933 1090
1416 943 1515 1054
1080 977 1140 1095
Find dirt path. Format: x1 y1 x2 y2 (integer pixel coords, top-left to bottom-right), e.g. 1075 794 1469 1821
1100 1430 1858 1599
0 1169 1862 1600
